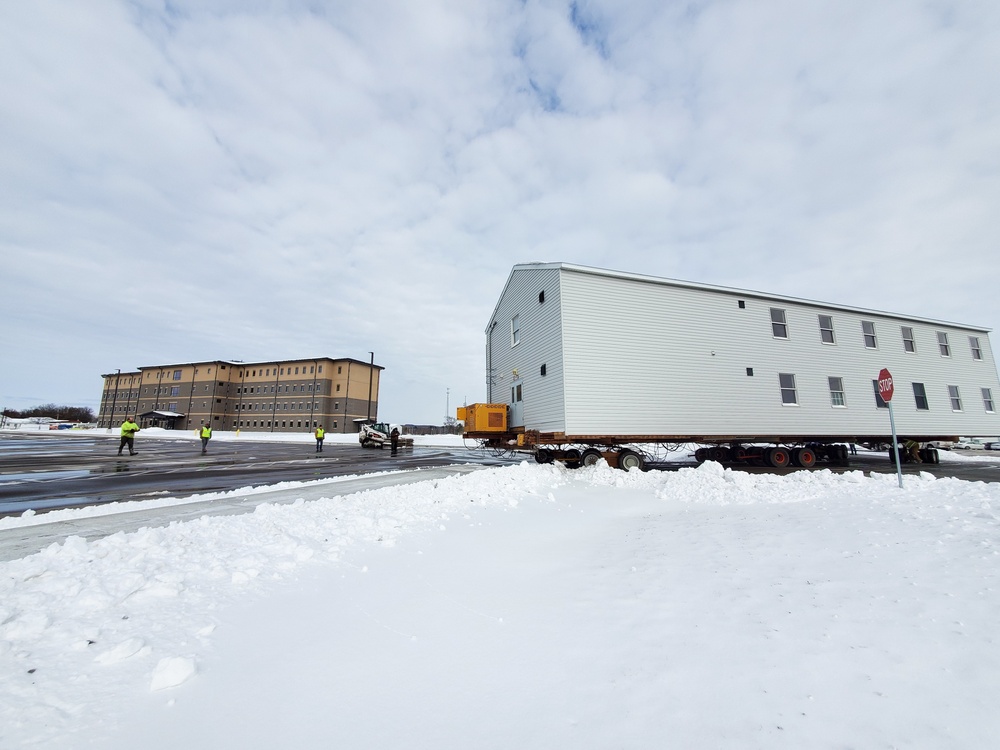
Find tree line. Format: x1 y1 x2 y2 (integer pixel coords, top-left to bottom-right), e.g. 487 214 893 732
2 404 95 422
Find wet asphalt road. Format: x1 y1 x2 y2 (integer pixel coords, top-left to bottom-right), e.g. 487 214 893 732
0 432 513 516
2 432 999 517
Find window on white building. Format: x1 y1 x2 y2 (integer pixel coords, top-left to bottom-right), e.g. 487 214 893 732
948 385 962 411
779 373 797 405
872 380 888 409
862 321 877 349
828 377 846 406
938 332 951 357
970 336 983 360
770 308 788 338
901 326 916 353
818 315 835 344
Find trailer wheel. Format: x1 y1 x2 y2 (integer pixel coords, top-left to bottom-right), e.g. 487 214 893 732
534 449 553 464
793 447 817 469
766 447 791 468
839 444 851 465
580 448 604 467
709 446 731 462
617 449 645 472
563 448 581 469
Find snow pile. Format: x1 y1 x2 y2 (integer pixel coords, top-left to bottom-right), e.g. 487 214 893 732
2 461 1000 748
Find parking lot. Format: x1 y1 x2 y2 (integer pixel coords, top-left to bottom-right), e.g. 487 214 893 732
0 432 510 516
2 432 999 518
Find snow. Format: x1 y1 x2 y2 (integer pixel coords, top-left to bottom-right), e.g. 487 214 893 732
2 459 1000 748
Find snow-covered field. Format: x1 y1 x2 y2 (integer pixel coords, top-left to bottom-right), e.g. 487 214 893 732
2 454 1000 748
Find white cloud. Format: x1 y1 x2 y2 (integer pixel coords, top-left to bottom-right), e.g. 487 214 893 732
2 0 999 421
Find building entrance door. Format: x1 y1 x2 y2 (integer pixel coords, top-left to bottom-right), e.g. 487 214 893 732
510 380 523 428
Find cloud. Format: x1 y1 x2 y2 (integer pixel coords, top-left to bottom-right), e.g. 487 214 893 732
1 0 999 422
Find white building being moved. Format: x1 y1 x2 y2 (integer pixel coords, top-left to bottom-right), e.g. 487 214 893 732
467 262 999 468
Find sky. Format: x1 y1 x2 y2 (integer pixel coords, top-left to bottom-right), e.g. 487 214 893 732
2 436 1000 747
2 0 999 424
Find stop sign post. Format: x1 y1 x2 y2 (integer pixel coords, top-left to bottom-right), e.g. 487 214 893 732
879 368 903 487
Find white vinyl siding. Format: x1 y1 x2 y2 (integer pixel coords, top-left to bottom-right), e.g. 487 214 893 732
487 267 565 431
489 263 1000 440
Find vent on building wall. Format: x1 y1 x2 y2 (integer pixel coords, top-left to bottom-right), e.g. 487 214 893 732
539 290 545 303
540 364 547 376
738 300 746 309
746 368 754 376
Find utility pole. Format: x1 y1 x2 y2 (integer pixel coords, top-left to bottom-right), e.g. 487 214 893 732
443 388 459 430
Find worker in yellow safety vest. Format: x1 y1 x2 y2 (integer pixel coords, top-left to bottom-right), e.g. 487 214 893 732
200 423 212 454
314 425 326 453
118 417 139 456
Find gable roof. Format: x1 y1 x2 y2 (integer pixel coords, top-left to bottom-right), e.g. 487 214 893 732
487 262 990 333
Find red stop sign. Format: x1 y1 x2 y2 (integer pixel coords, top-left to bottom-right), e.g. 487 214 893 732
877 368 894 402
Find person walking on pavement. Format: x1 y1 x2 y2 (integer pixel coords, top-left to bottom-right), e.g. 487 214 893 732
314 425 325 452
118 417 139 456
390 426 400 456
200 422 212 454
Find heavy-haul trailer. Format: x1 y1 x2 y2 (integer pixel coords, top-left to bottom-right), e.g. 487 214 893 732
459 263 1000 471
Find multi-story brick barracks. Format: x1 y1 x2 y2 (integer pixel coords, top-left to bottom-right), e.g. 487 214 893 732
97 357 382 433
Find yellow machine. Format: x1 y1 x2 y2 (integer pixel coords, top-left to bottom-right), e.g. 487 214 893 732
456 403 507 434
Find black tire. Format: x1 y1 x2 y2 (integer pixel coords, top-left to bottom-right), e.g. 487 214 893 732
617 449 645 472
580 448 604 467
694 448 708 462
534 449 553 464
767 447 791 469
709 446 731 462
563 448 581 469
793 447 817 469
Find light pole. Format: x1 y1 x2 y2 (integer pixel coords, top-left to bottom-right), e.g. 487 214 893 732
366 352 374 423
107 369 121 432
236 366 246 432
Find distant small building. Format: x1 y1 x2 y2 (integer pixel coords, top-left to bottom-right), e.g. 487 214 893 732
98 357 382 433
